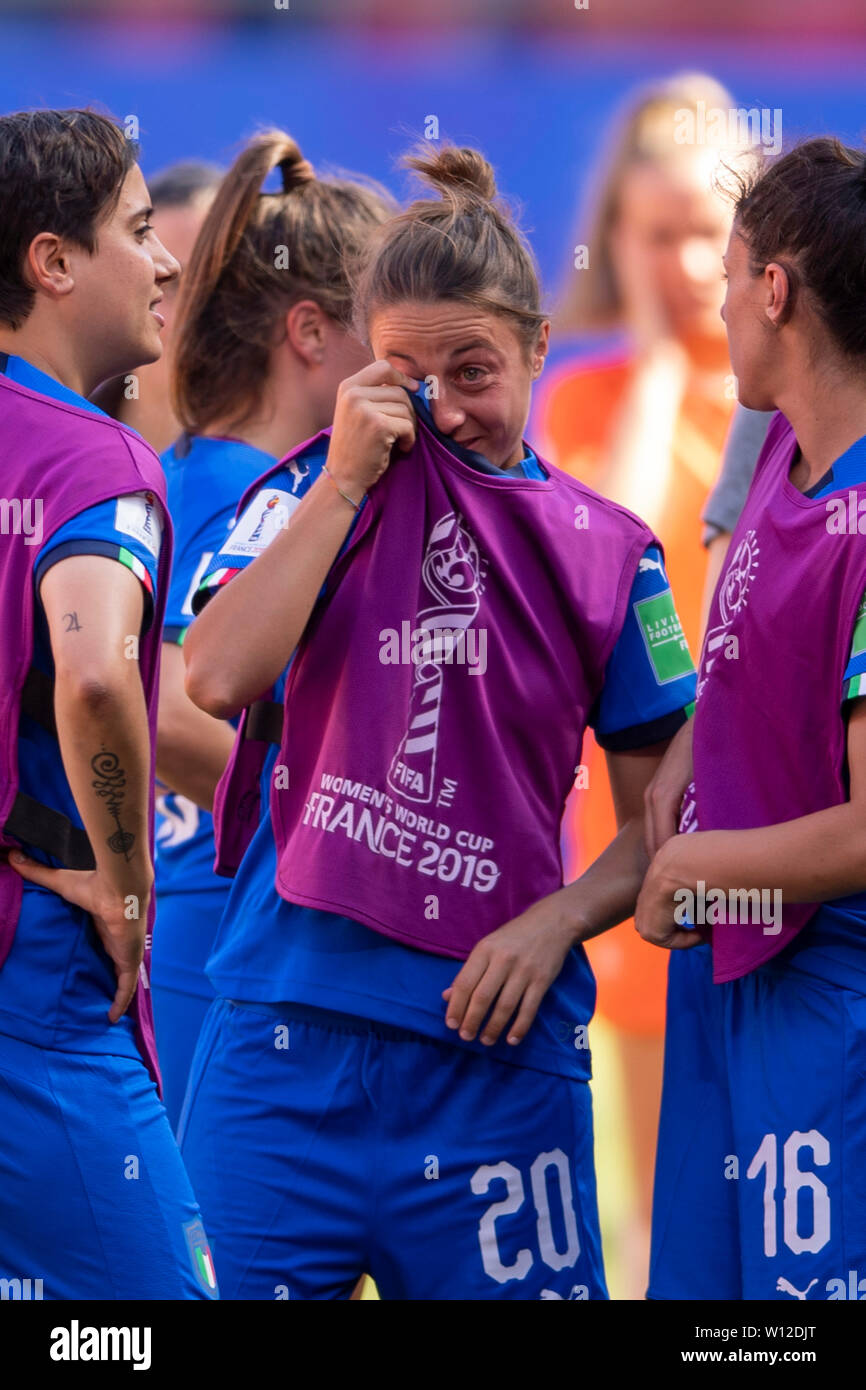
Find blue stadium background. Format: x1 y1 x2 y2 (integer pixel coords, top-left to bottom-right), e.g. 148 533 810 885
1 13 863 304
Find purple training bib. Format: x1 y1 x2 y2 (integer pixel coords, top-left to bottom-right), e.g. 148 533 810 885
0 375 172 1087
688 411 866 980
263 414 655 959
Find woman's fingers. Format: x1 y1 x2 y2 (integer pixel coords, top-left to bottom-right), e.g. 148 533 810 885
8 853 87 908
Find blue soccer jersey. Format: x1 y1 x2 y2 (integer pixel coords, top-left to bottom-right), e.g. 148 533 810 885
155 434 277 899
151 434 279 1128
192 430 696 1083
0 355 162 1057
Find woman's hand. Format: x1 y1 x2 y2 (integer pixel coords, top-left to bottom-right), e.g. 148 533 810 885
634 835 702 951
8 852 151 1022
442 894 577 1047
325 360 419 501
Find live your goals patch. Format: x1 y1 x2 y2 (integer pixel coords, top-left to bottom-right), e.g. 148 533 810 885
634 591 694 685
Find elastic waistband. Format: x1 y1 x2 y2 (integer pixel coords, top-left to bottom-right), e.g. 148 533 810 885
226 997 435 1044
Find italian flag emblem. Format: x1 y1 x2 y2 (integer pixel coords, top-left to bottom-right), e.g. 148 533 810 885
183 1218 219 1298
196 1244 217 1290
117 545 154 595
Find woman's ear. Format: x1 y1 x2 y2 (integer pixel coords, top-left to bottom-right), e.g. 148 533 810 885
765 261 797 330
25 232 76 300
284 298 328 366
531 321 551 380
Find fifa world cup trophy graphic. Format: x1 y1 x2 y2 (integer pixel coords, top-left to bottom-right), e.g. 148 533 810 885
388 512 485 804
697 528 759 699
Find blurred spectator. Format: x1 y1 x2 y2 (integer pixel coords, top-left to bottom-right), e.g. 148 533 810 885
536 71 754 1295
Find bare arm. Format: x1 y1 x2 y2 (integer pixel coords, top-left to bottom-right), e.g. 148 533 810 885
603 345 688 532
562 741 673 942
184 361 419 719
643 713 694 857
636 700 866 947
156 642 235 811
10 555 156 1020
443 739 673 1045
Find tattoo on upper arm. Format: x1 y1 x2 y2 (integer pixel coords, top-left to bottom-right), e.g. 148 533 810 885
63 611 82 632
90 747 135 860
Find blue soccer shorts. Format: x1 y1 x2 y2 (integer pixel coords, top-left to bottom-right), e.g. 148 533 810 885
650 943 866 1301
649 944 741 1299
721 958 866 1301
151 885 223 1133
0 1031 219 1299
179 997 607 1301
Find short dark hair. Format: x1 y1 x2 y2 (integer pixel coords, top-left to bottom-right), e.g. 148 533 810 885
147 159 223 210
732 137 866 360
0 108 137 329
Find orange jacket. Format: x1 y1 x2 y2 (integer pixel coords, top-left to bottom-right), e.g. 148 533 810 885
538 348 733 1033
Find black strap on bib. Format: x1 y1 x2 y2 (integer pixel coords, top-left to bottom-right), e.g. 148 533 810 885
3 667 96 870
245 699 283 745
4 792 95 870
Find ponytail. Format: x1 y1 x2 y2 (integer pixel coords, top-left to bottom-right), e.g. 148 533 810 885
173 129 391 434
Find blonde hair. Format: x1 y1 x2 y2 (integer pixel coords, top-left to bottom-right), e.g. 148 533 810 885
557 72 741 334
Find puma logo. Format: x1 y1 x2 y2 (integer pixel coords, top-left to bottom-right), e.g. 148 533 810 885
776 1276 818 1300
638 556 664 574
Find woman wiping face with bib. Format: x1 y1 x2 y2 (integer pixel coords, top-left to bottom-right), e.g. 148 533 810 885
181 145 696 1301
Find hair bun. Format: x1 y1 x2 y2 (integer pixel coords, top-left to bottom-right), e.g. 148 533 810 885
277 141 316 192
404 144 497 203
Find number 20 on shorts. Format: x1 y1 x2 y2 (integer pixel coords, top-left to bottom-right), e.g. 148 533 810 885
471 1148 581 1285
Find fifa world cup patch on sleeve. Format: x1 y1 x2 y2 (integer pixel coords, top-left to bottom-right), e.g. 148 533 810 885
634 590 694 684
182 1217 219 1298
222 488 300 558
115 491 163 559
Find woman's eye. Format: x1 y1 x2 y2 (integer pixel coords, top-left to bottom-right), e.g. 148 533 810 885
136 222 154 239
460 367 486 384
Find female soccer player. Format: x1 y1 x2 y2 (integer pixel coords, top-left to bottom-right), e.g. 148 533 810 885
151 130 390 1128
639 137 866 1300
0 107 215 1299
180 144 696 1301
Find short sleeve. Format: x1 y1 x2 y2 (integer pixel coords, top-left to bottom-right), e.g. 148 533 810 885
589 546 697 751
34 492 163 630
843 590 866 705
191 470 304 615
191 443 334 615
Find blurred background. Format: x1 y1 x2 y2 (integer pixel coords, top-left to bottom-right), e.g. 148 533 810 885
2 0 862 1301
0 1 863 297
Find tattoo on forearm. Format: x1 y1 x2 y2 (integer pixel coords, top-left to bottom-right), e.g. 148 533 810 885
63 611 82 632
90 747 135 860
